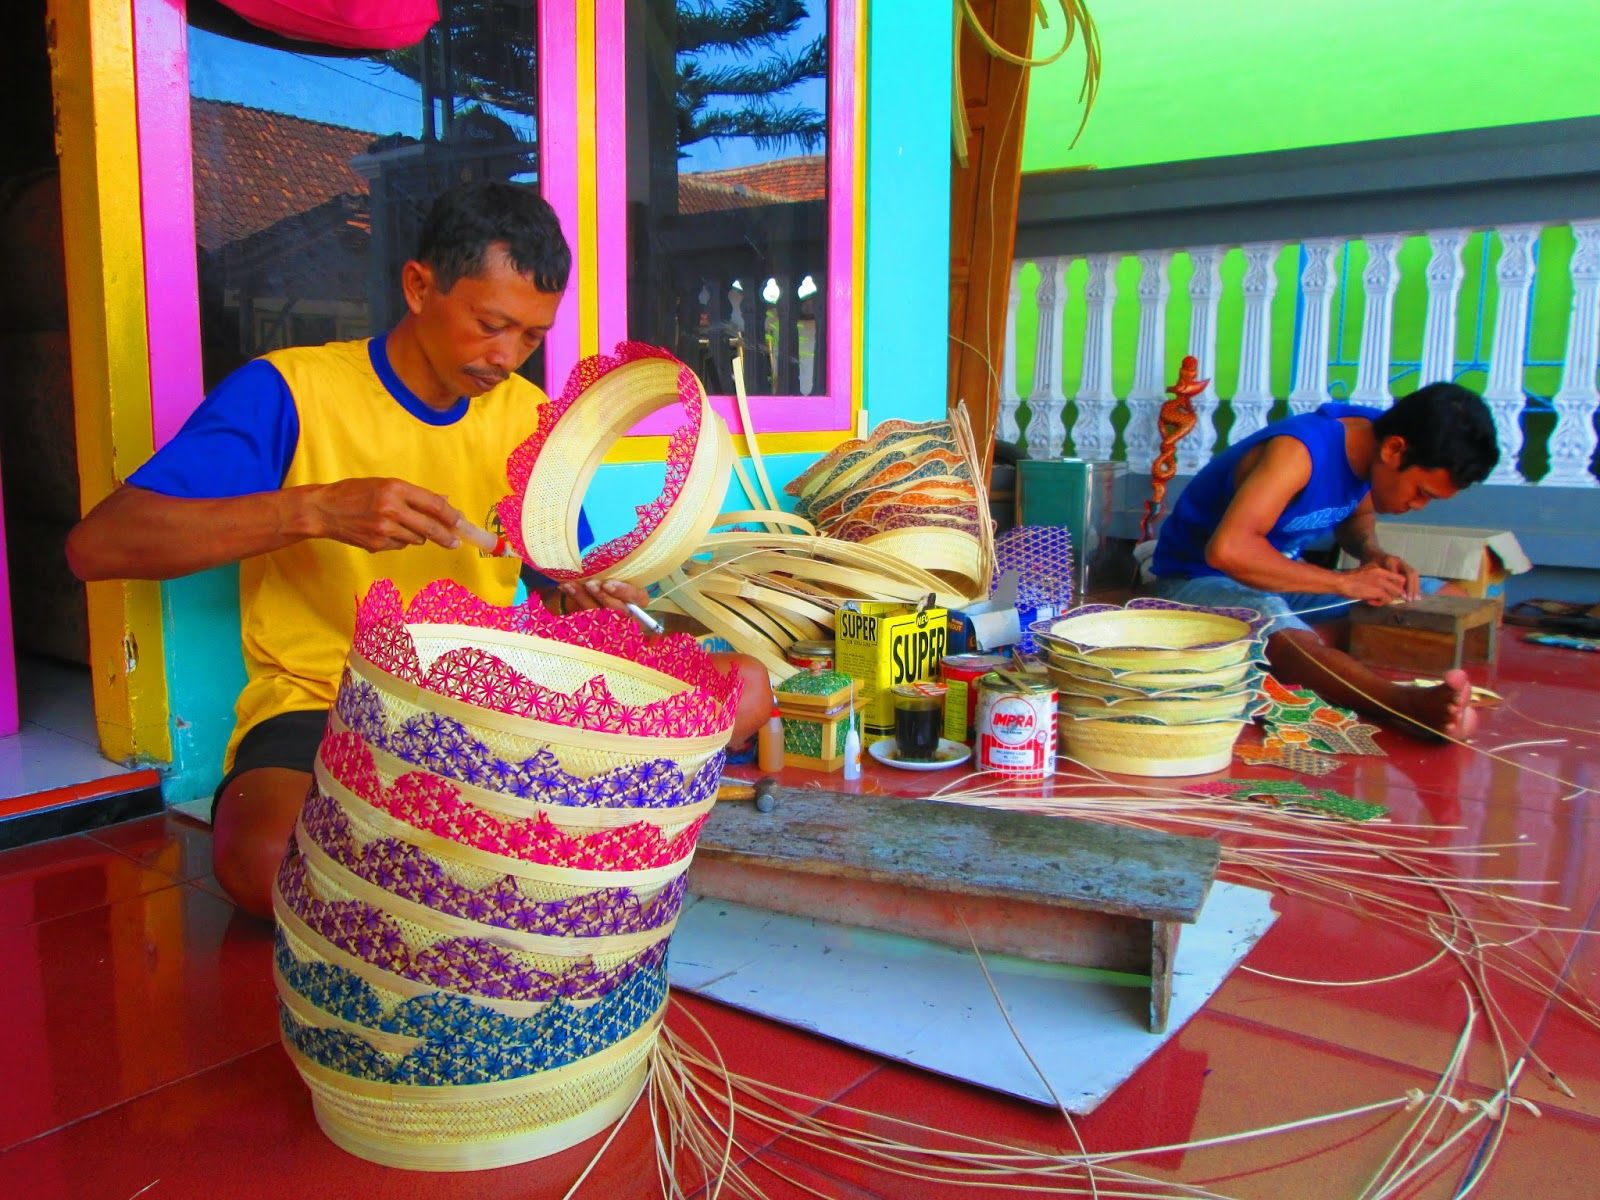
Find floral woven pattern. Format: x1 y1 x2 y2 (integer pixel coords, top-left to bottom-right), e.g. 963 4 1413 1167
299 788 689 936
320 735 709 871
277 932 667 1086
497 342 702 579
335 670 723 810
352 580 741 739
277 839 668 1003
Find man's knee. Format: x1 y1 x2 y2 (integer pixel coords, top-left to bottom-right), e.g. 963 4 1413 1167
708 652 772 747
211 768 311 920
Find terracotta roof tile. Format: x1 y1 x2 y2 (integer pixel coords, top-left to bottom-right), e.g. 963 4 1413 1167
190 99 372 253
677 154 826 214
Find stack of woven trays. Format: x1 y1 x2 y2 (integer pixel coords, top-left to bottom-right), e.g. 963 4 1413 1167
1031 599 1268 777
271 580 742 1170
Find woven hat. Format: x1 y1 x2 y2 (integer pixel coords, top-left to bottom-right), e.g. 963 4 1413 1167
273 579 743 1169
496 342 734 589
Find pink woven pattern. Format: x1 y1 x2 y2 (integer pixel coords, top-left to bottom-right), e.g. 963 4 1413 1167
497 342 704 579
352 581 741 738
322 733 708 871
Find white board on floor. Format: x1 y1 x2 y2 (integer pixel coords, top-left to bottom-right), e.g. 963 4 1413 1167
668 879 1276 1113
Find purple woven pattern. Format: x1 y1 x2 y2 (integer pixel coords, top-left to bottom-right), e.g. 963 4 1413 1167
298 789 687 938
276 837 669 1003
335 669 722 810
993 525 1075 652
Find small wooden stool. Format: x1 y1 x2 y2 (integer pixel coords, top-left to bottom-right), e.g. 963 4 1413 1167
1348 595 1500 673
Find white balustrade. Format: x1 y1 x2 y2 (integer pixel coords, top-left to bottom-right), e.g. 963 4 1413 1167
1070 253 1118 461
1544 220 1600 487
1288 238 1340 414
1123 249 1171 472
1233 241 1282 441
998 259 1024 445
1482 225 1540 484
1177 245 1224 475
1003 219 1599 489
1350 233 1403 405
1419 228 1468 386
1025 255 1070 461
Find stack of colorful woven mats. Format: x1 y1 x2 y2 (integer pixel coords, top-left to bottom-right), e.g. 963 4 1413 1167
271 579 743 1170
1032 599 1269 777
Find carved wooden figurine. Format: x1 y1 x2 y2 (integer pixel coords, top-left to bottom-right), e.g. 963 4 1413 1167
1139 355 1209 543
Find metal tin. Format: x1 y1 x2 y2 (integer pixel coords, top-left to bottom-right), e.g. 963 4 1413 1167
785 639 836 673
940 652 1009 743
975 672 1058 779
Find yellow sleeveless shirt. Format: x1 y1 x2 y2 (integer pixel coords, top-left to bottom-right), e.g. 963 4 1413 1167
226 338 537 769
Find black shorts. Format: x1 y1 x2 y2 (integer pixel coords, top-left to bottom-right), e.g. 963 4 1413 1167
211 709 329 819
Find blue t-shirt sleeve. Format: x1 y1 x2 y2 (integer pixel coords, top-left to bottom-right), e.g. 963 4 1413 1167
128 360 299 498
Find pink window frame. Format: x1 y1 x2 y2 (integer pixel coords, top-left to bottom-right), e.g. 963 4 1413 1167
593 0 858 437
131 0 582 446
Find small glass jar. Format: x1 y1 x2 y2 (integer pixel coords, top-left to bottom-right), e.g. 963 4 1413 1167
891 682 947 762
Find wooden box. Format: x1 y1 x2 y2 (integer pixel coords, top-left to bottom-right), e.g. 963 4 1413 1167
1348 595 1500 673
775 669 862 772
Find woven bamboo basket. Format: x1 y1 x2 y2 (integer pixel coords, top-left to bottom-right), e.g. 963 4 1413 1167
1031 600 1266 673
1042 653 1260 692
1056 687 1264 725
497 344 734 589
273 580 742 1170
1059 714 1252 777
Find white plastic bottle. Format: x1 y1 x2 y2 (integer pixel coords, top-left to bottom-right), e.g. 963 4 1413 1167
841 686 862 780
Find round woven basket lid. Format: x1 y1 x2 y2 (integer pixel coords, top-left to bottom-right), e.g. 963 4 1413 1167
497 342 733 588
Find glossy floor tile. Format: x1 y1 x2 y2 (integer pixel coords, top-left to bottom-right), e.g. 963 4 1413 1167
0 881 279 1149
0 631 1594 1196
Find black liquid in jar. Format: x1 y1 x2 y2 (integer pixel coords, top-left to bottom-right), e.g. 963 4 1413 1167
893 694 944 761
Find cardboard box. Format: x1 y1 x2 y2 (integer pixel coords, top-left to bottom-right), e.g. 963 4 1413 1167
1337 524 1531 600
835 600 948 746
946 571 1059 655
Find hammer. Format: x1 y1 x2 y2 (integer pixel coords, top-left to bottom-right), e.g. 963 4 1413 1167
715 776 778 813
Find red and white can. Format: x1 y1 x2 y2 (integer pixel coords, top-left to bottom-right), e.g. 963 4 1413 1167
975 672 1058 779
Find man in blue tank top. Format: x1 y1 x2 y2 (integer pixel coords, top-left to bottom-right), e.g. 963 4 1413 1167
1148 383 1498 739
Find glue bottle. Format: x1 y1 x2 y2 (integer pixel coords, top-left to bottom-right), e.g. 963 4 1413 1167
757 703 785 774
841 684 862 781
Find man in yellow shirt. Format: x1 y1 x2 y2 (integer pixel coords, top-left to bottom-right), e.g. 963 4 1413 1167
68 181 767 917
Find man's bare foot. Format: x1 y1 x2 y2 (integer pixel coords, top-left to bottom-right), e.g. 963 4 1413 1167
1398 667 1478 741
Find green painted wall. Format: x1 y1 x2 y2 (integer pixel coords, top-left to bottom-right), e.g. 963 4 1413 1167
1024 0 1600 173
155 8 954 802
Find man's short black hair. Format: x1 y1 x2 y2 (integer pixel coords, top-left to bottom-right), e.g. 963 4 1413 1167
417 180 571 294
1371 381 1499 488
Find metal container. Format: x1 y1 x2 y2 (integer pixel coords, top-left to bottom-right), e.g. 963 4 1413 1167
975 672 1058 779
940 652 1009 743
1017 458 1126 603
785 639 836 674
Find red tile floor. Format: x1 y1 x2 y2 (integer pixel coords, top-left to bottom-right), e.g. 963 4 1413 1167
0 633 1596 1198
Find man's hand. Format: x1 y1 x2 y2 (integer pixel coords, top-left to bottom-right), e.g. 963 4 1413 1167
1338 560 1409 606
1366 552 1421 602
299 478 464 553
556 578 651 616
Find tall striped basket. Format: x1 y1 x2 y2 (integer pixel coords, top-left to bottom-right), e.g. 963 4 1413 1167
271 579 743 1170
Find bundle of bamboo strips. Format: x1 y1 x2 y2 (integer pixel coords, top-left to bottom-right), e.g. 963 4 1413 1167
653 376 996 680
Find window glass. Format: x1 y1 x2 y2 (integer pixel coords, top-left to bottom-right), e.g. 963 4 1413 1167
625 0 829 399
185 1 541 390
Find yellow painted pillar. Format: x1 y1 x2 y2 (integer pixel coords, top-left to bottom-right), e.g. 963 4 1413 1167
46 0 172 764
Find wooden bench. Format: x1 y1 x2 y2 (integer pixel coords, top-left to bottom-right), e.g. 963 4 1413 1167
688 787 1220 1033
1348 594 1500 673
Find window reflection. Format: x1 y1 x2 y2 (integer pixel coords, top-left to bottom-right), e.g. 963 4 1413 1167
626 0 830 399
186 1 541 391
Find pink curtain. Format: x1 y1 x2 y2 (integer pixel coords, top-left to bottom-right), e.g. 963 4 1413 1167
213 0 438 50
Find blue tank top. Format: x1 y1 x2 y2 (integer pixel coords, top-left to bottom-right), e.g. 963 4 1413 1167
1150 403 1378 580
